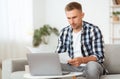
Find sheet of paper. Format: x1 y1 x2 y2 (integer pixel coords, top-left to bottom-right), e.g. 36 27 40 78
58 52 71 64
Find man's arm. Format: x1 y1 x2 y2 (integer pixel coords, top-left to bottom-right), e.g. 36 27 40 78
68 26 104 67
56 29 66 53
92 26 104 63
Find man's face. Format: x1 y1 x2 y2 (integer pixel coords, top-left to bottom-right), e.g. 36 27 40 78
66 9 84 30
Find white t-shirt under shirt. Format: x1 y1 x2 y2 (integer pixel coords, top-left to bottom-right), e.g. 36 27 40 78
72 31 86 66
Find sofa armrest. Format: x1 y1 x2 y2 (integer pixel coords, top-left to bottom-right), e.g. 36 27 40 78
2 58 28 79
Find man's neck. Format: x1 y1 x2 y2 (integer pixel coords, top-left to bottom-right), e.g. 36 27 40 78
73 26 82 33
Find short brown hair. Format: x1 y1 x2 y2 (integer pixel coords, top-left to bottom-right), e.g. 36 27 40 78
65 2 82 12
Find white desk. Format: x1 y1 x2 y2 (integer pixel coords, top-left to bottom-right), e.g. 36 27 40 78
24 72 83 79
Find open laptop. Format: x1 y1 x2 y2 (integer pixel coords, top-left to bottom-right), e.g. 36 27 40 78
27 53 66 76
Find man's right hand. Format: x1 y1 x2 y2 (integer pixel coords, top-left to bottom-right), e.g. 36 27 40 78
68 57 83 67
68 56 97 67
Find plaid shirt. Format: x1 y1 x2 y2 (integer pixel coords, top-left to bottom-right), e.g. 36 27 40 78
56 21 104 64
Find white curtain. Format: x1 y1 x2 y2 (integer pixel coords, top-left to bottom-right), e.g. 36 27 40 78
0 0 33 60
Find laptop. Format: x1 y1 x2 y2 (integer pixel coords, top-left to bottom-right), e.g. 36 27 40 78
27 53 64 76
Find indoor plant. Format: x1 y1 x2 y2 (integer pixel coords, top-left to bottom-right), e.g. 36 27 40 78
112 11 120 22
33 24 59 47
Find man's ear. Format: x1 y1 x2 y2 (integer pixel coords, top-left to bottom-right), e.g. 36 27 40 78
81 12 84 18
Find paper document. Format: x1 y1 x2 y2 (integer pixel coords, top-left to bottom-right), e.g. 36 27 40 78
59 52 71 64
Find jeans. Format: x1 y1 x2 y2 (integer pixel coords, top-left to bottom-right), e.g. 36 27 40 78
61 61 103 79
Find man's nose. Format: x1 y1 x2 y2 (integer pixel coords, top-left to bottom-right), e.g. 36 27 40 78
70 19 74 24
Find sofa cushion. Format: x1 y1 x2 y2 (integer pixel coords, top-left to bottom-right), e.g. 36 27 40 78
100 74 120 79
12 59 28 72
76 75 120 79
11 71 25 79
104 45 120 74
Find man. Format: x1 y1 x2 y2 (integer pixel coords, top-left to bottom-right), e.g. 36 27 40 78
56 2 105 79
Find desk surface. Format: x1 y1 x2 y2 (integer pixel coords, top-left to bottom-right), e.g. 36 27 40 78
24 72 83 79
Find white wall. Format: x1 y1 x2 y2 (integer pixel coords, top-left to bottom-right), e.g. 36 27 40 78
33 0 46 29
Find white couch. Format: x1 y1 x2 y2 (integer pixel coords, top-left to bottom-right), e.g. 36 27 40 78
2 44 120 79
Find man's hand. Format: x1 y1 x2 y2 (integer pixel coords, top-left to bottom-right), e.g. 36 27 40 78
68 56 97 67
68 57 83 67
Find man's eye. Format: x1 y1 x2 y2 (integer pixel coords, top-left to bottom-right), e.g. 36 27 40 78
73 16 77 19
67 18 70 19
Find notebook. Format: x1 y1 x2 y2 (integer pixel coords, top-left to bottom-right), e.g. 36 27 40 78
58 52 71 64
27 53 67 76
